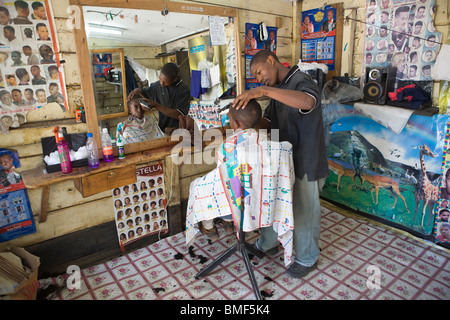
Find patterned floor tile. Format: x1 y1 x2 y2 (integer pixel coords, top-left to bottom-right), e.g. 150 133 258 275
119 274 148 293
388 279 420 300
85 270 116 289
127 286 157 300
423 280 450 300
39 206 450 301
380 247 416 267
220 280 252 299
111 264 139 280
106 255 130 269
291 282 325 300
184 280 217 299
328 283 362 300
92 283 124 300
82 263 108 277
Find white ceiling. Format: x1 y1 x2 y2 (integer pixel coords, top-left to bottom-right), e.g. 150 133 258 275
83 6 211 46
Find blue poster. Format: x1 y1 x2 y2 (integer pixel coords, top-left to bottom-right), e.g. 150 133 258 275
0 149 36 242
244 23 277 90
301 5 337 71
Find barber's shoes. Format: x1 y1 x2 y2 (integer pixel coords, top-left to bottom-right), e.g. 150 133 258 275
222 220 234 234
286 261 318 278
250 242 279 259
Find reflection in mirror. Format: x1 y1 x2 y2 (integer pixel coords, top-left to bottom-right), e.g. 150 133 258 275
90 48 128 119
117 97 165 145
73 1 241 153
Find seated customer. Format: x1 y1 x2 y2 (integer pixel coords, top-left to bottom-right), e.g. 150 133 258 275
198 99 263 240
117 98 165 144
185 99 295 265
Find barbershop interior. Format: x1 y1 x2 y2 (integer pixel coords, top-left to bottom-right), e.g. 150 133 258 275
0 0 449 302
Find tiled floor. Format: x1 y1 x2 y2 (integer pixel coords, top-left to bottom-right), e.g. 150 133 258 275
39 205 450 300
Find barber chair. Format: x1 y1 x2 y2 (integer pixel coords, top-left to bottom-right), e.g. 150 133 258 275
194 184 263 300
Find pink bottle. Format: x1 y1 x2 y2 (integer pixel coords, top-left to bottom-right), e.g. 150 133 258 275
57 132 72 173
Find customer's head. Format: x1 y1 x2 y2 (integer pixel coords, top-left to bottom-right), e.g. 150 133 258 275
228 99 262 130
128 98 145 120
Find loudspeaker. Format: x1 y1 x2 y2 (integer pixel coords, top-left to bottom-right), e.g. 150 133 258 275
363 67 396 105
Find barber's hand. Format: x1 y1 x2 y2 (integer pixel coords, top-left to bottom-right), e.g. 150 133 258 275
178 114 195 132
165 127 176 135
232 86 265 110
127 88 143 102
178 115 204 149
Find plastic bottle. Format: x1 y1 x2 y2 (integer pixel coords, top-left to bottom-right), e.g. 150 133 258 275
101 128 114 162
86 132 100 168
57 132 72 173
117 134 125 160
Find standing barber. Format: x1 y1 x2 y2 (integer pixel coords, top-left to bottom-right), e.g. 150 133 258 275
232 50 329 278
128 62 191 134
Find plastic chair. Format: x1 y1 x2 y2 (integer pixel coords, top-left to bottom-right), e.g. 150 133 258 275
194 185 263 300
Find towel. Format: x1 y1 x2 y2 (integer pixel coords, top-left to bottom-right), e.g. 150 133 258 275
354 102 415 134
209 64 222 87
186 129 295 266
190 70 207 99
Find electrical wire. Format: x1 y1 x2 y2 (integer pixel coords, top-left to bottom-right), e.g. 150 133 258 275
343 12 443 46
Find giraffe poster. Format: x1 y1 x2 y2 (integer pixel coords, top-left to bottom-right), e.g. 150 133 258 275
321 104 449 241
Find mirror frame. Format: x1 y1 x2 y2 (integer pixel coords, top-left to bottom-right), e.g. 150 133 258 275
70 0 242 154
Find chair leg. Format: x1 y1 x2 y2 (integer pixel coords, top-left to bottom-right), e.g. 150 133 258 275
195 244 237 279
240 243 262 300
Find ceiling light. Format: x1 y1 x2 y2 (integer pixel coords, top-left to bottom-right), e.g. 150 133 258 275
88 23 125 35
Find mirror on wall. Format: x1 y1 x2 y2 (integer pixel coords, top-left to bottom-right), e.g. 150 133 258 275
90 48 128 119
71 0 241 153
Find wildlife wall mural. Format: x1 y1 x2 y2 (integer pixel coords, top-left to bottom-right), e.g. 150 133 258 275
321 104 449 243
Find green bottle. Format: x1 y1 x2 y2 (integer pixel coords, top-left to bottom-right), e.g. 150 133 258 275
117 134 125 159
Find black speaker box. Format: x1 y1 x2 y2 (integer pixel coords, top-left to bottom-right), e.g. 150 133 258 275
363 67 396 105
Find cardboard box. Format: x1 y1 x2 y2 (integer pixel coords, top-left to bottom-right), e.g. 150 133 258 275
0 247 40 300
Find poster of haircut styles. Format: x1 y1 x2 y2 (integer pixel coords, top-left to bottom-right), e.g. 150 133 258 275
188 101 222 130
0 148 36 242
0 0 68 134
113 163 168 249
363 0 441 83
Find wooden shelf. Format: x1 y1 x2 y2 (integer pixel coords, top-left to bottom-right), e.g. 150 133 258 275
21 144 175 223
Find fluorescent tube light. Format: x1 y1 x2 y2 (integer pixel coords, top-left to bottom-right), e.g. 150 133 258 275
88 23 125 35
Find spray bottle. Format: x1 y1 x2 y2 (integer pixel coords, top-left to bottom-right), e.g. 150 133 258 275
117 133 125 160
53 126 72 173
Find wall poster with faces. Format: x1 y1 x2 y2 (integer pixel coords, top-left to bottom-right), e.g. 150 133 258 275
113 162 168 249
0 148 36 242
0 0 68 134
363 0 441 83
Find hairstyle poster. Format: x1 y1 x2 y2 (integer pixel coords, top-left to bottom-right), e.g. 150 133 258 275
113 162 168 250
0 0 68 134
434 124 450 246
244 22 277 90
188 101 222 130
0 148 36 242
362 0 441 83
300 5 337 71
